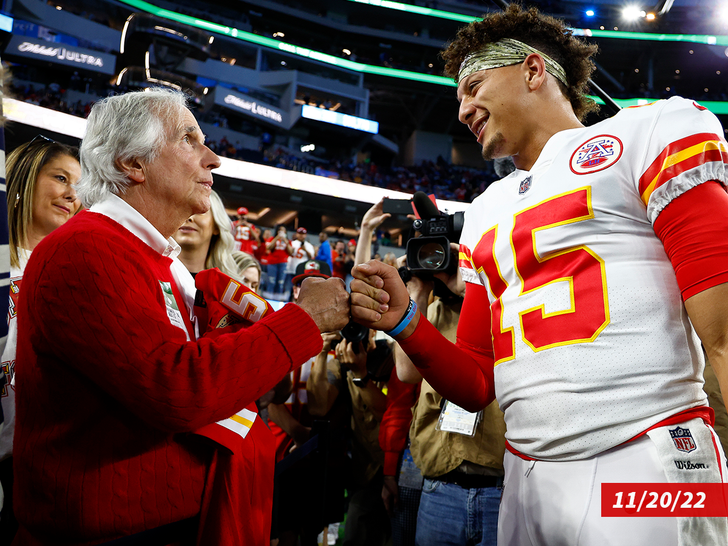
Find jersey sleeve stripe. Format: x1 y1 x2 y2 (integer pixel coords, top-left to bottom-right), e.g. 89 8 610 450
459 245 475 270
639 133 727 204
641 145 727 206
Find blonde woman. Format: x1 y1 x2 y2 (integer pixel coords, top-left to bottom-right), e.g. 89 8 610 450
232 250 262 294
1 136 81 538
173 190 240 279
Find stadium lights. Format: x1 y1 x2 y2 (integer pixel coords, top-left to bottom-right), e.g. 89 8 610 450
720 5 728 24
585 9 596 18
115 0 728 92
622 6 646 21
342 0 728 47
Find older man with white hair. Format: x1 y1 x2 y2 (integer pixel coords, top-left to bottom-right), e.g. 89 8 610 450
12 88 350 545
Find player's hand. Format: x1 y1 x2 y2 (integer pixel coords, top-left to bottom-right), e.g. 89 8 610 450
350 260 409 331
362 198 391 231
297 277 350 333
382 475 400 517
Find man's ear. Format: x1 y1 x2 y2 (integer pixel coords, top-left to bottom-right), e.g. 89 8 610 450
524 53 547 91
117 157 146 184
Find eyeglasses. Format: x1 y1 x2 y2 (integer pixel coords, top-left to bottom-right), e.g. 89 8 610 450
28 134 56 146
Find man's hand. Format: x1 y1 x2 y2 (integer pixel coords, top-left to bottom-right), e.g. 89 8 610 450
321 332 341 354
335 339 368 377
382 475 400 517
432 243 466 298
297 277 350 333
350 261 409 331
362 198 391 231
395 255 435 310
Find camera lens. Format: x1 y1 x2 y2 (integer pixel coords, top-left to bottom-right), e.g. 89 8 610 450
417 242 446 269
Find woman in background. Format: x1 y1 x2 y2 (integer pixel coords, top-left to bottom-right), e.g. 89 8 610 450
1 136 81 543
173 190 240 279
232 250 262 294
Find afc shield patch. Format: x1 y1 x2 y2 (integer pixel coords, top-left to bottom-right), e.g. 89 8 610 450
670 426 697 453
569 134 623 175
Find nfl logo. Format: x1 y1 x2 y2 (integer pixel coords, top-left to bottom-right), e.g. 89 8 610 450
518 176 532 194
670 426 697 453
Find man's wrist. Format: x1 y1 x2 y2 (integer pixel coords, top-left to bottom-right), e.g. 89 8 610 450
350 370 370 387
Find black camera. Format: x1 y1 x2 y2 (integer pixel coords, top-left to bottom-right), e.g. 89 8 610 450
330 321 370 354
405 192 464 273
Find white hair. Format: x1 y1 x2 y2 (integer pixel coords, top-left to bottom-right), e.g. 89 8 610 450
77 88 189 207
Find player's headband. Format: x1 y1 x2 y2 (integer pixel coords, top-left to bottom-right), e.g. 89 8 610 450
457 38 568 87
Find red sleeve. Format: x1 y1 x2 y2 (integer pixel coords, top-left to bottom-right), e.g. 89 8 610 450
397 282 495 413
653 181 728 300
25 219 323 433
378 372 419 476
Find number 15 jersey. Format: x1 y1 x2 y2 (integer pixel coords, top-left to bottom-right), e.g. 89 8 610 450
459 97 728 461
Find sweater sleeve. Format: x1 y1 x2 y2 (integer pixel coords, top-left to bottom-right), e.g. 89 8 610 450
24 229 323 433
378 371 419 476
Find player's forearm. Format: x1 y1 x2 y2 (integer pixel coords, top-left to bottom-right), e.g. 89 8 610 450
397 314 494 412
394 343 422 384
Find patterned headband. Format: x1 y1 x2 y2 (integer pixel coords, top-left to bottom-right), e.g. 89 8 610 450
457 37 568 87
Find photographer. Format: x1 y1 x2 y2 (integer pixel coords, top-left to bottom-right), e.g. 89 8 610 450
269 259 349 546
394 254 506 546
307 314 395 546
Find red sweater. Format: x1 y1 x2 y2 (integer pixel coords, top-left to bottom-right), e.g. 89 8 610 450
13 211 322 544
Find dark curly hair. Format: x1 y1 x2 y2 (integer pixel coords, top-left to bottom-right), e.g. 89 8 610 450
441 3 599 121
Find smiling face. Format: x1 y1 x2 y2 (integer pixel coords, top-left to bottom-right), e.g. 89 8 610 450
142 108 221 225
28 153 81 246
174 208 218 252
457 64 530 163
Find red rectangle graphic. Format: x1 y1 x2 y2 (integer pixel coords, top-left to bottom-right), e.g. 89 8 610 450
602 483 728 517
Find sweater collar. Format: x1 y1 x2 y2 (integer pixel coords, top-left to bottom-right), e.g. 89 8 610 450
89 194 181 259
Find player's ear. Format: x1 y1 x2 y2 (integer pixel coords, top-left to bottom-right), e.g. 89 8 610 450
524 53 547 91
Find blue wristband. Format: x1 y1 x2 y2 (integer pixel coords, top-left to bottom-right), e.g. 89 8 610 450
385 299 418 338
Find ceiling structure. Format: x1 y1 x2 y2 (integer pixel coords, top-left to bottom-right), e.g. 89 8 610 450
223 0 728 147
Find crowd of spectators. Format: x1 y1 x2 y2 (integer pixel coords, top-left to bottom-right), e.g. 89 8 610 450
10 82 497 203
206 140 501 203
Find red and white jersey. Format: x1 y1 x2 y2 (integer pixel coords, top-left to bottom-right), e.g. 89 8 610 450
0 250 29 461
234 222 259 255
286 240 315 274
459 97 728 460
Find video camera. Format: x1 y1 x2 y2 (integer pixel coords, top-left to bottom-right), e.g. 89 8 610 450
405 191 464 274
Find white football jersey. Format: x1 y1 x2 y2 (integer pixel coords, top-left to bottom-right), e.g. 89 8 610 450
459 97 728 460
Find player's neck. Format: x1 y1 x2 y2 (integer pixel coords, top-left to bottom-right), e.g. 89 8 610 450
514 107 584 171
